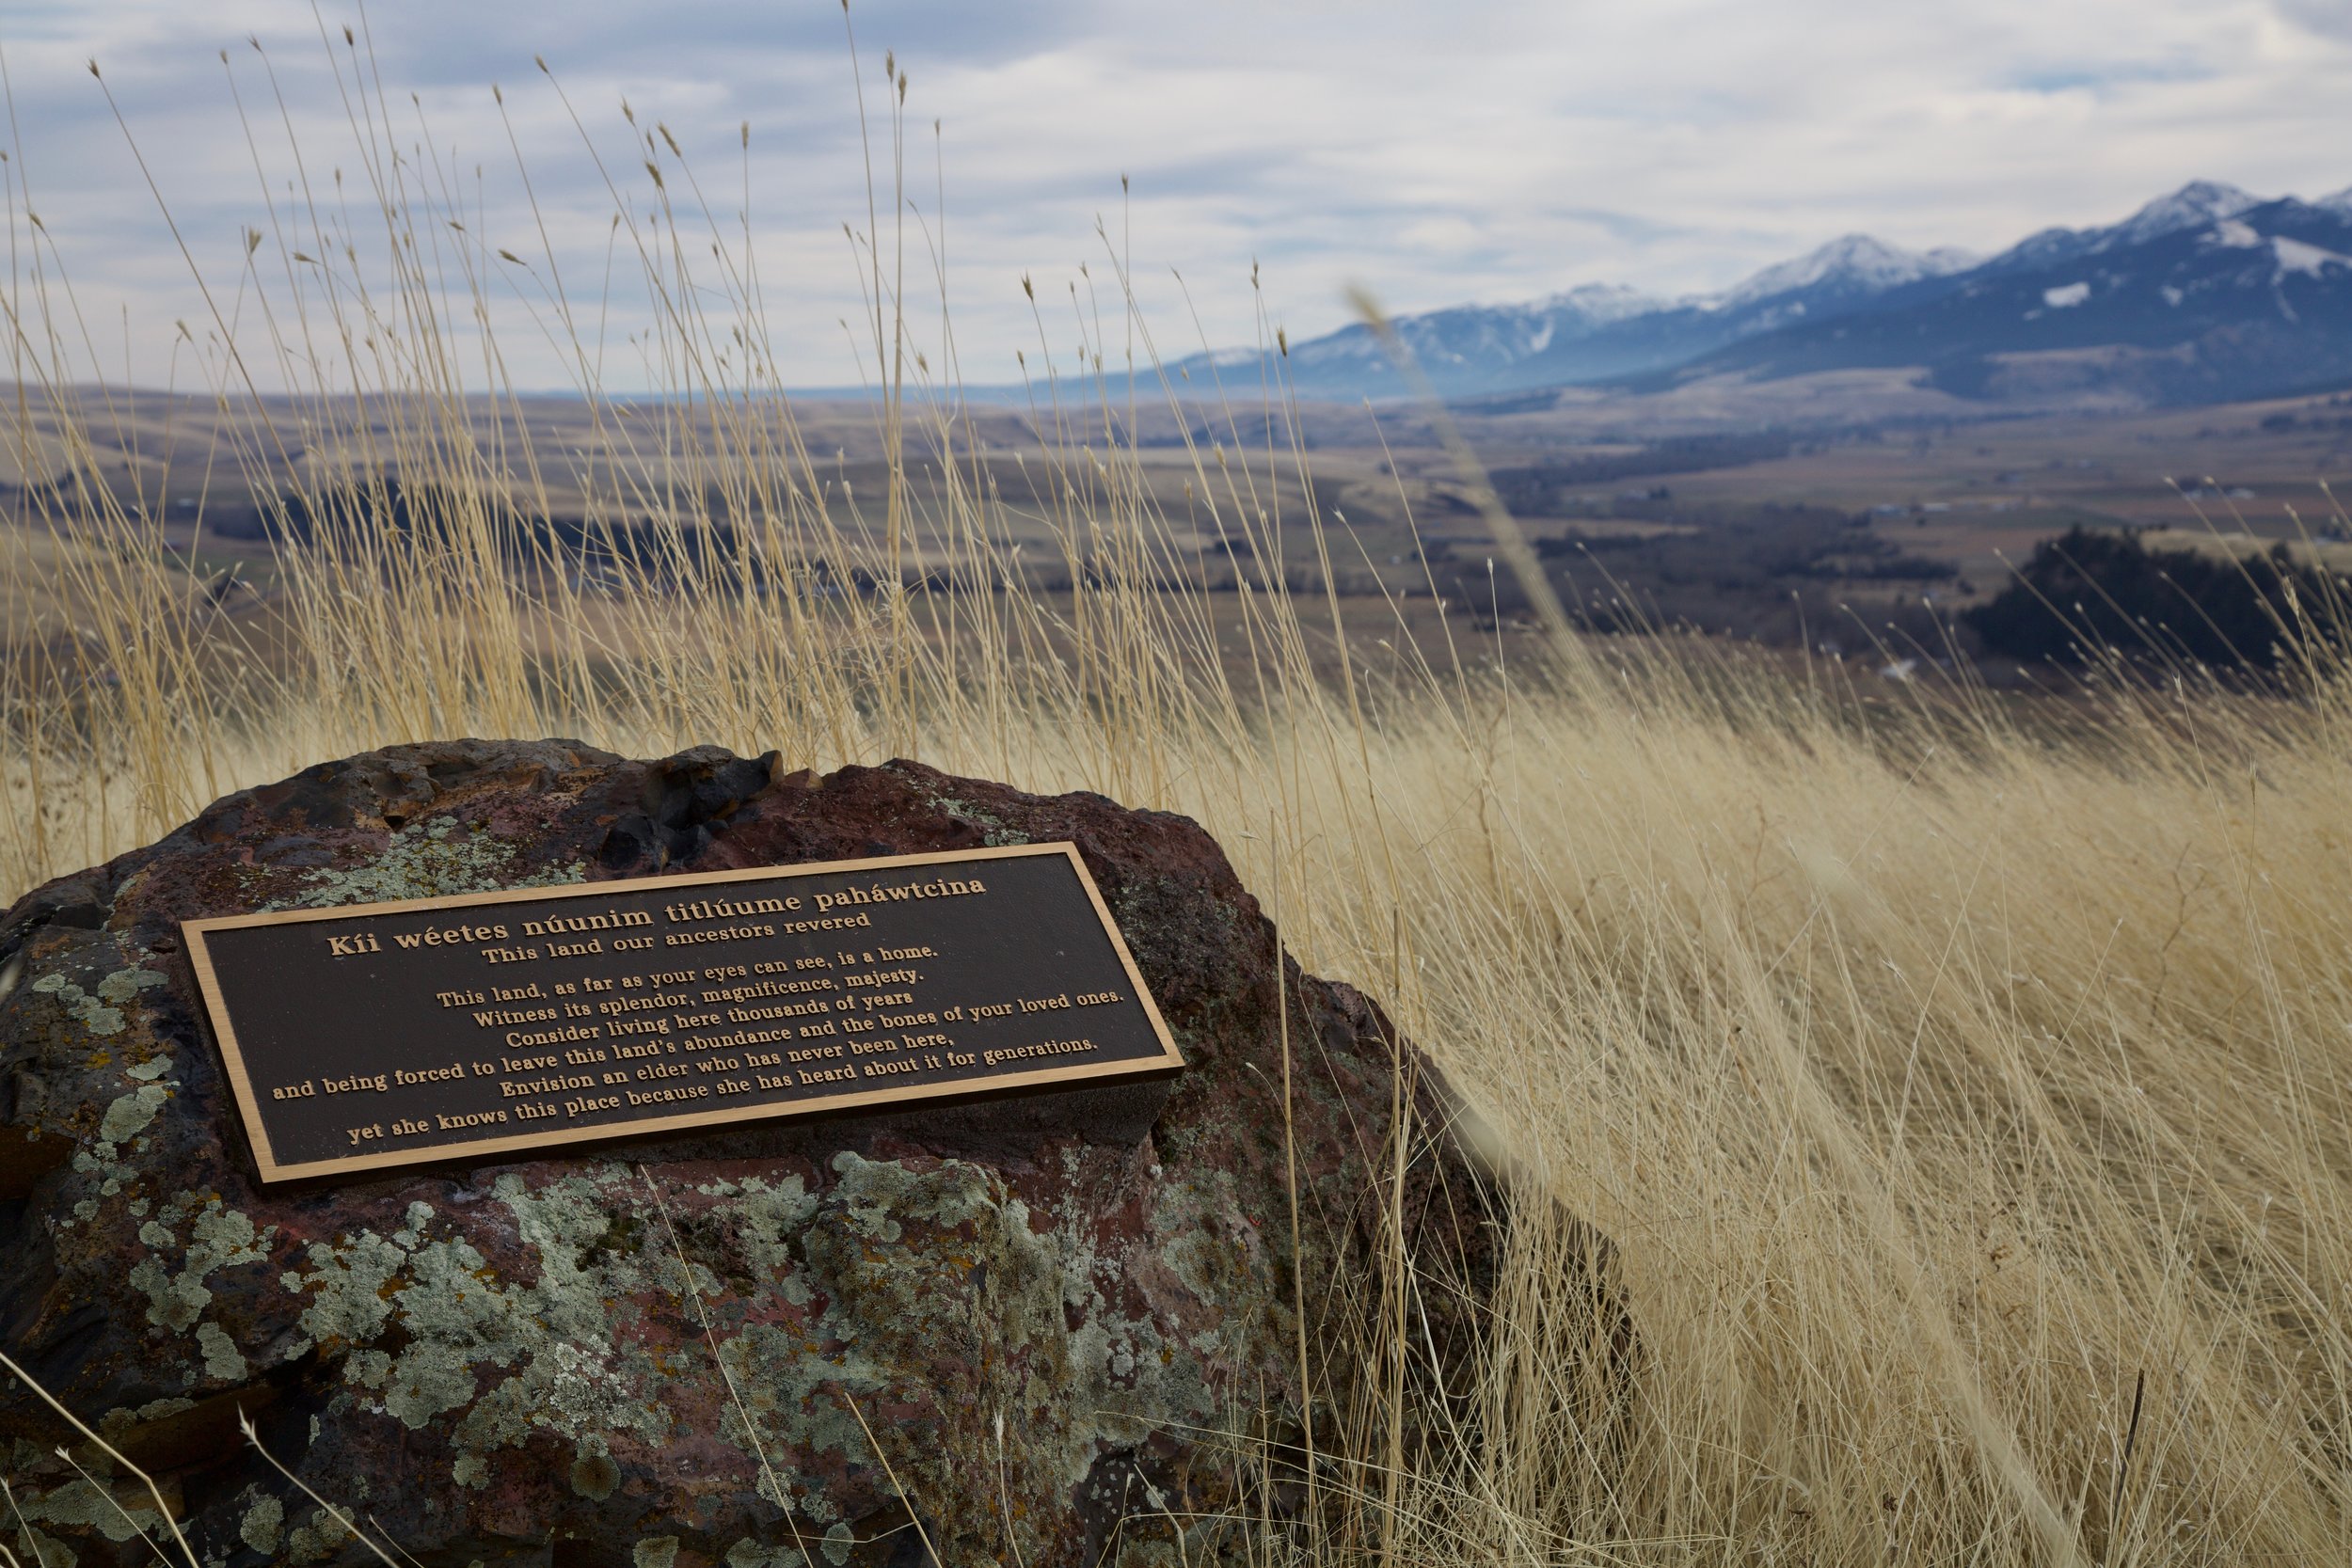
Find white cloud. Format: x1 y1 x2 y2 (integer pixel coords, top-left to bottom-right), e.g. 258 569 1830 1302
0 0 2347 389
2277 0 2352 41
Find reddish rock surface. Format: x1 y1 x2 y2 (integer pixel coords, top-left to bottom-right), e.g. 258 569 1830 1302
0 741 1497 1567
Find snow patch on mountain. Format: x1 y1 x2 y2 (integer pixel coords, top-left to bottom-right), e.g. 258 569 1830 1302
2273 236 2352 278
1715 234 1977 309
1533 282 1663 325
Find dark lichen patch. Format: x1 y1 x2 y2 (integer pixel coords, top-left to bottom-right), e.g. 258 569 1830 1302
926 794 1028 847
279 816 585 910
572 1451 623 1500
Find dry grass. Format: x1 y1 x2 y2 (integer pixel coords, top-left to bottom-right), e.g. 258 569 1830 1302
5 26 2351 1566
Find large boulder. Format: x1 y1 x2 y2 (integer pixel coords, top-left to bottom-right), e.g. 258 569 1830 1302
0 742 1499 1567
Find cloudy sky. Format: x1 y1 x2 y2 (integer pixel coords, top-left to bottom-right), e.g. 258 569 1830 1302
3 0 2349 392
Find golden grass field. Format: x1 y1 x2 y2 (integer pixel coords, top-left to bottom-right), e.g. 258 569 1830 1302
5 38 2352 1566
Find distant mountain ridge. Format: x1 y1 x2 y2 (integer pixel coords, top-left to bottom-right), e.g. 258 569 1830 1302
1178 181 2352 407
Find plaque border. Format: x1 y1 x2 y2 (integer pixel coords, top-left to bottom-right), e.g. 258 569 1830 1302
182 841 1184 1182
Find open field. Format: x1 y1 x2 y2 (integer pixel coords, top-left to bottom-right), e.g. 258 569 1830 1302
10 373 2350 681
5 43 2352 1561
7 357 2352 1562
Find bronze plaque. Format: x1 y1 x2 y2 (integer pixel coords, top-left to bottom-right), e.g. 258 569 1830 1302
183 843 1184 1182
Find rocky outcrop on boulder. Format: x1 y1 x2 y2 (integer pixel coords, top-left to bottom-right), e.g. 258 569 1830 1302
0 741 1501 1567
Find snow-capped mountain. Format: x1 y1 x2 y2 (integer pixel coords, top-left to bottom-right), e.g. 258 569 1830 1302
1680 182 2352 404
2091 178 2259 252
1180 181 2352 407
1711 233 1976 309
1234 282 1664 390
1173 233 1982 399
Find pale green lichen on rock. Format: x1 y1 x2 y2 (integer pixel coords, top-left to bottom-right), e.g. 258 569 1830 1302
28 966 166 1038
695 1173 818 1286
283 1507 355 1564
390 1198 436 1248
826 1147 1001 1238
286 1229 409 1343
188 1202 265 1261
18 1527 75 1568
633 1537 680 1568
727 1541 804 1568
1119 1541 1192 1568
287 817 584 909
743 1145 1235 1529
96 968 168 1006
277 1167 672 1486
126 1257 203 1332
98 1396 195 1444
197 1321 248 1382
239 1494 284 1554
99 1083 168 1145
131 1199 276 1333
23 1478 159 1544
1151 1168 1250 1301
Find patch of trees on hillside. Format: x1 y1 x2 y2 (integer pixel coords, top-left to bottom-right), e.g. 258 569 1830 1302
1964 526 2348 672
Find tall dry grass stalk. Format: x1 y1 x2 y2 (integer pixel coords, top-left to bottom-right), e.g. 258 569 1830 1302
4 25 2350 1564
